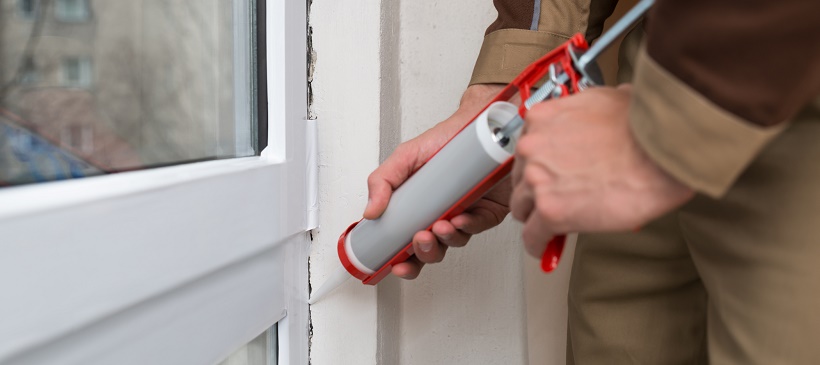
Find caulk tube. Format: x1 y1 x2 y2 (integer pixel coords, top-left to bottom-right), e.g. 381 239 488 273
339 101 521 285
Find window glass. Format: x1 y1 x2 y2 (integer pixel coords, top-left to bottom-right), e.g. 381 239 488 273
0 0 258 187
61 57 92 87
219 326 277 365
17 0 39 19
20 56 38 84
54 0 89 22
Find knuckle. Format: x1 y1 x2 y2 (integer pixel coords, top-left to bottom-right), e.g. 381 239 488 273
536 198 565 226
366 173 380 188
512 199 529 222
522 164 544 188
515 135 535 159
416 251 434 264
511 207 526 222
521 233 543 258
393 143 409 156
527 103 553 119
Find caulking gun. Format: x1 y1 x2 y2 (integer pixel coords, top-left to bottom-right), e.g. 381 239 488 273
310 0 655 305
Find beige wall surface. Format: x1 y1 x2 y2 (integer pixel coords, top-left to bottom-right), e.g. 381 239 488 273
396 1 530 364
308 0 383 364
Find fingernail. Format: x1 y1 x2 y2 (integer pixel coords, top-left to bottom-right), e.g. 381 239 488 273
419 240 434 253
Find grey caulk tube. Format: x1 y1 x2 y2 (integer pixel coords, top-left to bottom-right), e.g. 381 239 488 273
344 102 521 274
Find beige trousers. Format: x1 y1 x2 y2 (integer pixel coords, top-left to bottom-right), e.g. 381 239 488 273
566 29 820 364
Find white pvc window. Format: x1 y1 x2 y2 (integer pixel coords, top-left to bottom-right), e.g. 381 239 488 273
0 0 310 364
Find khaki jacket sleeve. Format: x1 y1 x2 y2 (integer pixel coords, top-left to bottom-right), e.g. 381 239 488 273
470 0 618 85
630 0 820 198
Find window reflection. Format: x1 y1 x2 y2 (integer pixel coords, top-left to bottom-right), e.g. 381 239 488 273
54 0 89 22
17 0 39 19
0 0 255 187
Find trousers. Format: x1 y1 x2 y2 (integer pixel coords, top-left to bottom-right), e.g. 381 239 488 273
567 27 820 364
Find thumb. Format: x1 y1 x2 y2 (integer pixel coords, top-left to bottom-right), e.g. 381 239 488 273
363 145 419 219
364 173 394 219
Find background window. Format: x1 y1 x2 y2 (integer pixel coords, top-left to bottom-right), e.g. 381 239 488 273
20 56 38 85
61 57 92 88
55 0 90 22
17 0 38 19
0 0 259 187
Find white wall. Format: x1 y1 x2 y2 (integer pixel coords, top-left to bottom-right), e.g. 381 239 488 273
308 1 383 364
310 1 573 364
396 1 531 365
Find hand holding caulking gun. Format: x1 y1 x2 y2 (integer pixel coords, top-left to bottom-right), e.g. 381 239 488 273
310 0 655 305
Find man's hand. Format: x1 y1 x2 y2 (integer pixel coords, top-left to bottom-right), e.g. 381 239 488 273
364 84 510 279
511 85 694 258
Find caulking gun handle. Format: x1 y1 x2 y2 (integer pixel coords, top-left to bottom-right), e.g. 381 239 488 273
540 235 566 272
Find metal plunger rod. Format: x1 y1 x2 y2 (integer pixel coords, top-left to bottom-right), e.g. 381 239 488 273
494 0 655 145
493 79 558 144
576 0 654 70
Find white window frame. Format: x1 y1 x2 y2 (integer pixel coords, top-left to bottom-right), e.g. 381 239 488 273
0 0 311 364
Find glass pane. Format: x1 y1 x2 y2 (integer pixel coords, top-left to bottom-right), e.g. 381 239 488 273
219 325 276 365
54 0 89 22
0 0 258 187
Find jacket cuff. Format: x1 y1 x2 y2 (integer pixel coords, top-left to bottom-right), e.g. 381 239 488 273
470 29 569 85
630 47 786 198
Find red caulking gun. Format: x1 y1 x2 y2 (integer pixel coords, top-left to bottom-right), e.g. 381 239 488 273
309 0 654 305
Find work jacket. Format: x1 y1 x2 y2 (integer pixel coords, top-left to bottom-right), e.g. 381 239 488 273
471 0 820 198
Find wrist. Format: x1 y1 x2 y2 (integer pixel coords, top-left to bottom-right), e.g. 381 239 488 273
436 84 506 132
459 84 506 111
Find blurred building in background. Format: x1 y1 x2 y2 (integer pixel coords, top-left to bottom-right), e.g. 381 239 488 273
0 0 240 186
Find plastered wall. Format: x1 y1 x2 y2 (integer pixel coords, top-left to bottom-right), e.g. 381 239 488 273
309 1 575 364
308 1 382 364
395 1 531 365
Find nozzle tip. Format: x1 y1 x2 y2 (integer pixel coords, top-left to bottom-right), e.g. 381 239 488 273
309 265 350 305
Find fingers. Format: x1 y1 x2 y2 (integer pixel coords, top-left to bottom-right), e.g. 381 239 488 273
392 222 463 281
512 132 541 188
512 155 524 189
363 175 394 220
510 164 538 222
521 211 555 258
450 203 506 235
412 230 448 264
510 161 561 259
392 256 424 280
431 220 471 247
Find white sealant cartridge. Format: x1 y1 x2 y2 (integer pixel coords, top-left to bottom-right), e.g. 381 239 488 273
309 101 521 305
